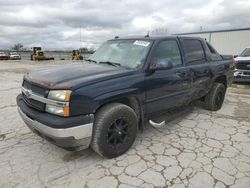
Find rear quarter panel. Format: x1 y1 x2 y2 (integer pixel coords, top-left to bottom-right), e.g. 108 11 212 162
210 57 234 87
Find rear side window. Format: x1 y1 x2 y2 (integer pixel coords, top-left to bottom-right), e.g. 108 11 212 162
206 42 217 54
154 40 182 67
206 42 222 61
182 39 206 64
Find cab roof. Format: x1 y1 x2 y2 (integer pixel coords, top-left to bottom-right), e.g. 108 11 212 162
109 35 203 41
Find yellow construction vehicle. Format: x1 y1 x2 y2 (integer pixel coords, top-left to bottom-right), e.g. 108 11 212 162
71 50 83 60
31 47 54 61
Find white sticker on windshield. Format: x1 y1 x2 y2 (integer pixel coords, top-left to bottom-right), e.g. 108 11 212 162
133 40 150 47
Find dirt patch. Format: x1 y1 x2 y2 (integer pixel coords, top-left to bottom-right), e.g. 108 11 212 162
228 86 250 95
234 100 250 120
0 134 6 141
62 151 85 162
0 68 31 74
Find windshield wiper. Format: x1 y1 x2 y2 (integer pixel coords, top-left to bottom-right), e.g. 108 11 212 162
99 61 121 67
86 59 98 63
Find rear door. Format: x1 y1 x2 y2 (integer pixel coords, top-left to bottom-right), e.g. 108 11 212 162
145 39 192 114
179 38 211 100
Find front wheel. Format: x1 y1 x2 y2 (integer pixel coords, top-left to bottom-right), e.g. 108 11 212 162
91 103 138 158
203 83 226 111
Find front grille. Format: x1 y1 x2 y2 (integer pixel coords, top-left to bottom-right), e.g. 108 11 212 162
244 72 250 75
22 80 48 111
23 80 47 97
236 61 250 70
22 93 45 111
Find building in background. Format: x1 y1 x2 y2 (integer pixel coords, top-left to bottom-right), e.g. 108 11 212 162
176 28 250 55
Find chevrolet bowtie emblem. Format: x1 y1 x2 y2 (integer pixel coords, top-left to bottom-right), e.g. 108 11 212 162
25 89 32 98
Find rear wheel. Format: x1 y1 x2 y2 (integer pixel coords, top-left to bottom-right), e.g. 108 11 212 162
91 103 138 158
203 83 226 111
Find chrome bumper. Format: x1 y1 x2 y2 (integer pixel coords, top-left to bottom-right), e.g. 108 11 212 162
234 69 250 77
234 69 250 82
18 107 93 150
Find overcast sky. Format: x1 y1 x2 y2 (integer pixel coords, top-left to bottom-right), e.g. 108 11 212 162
0 0 250 50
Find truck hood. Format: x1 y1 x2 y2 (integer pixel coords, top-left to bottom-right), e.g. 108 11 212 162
24 62 135 89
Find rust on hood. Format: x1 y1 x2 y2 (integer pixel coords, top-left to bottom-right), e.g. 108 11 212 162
24 73 72 90
22 63 130 90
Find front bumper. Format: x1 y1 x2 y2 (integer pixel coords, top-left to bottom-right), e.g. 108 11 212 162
17 94 94 150
233 69 250 82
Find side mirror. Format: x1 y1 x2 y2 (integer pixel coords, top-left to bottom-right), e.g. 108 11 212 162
151 58 173 71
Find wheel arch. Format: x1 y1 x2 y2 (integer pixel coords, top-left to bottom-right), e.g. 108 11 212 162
214 75 227 88
94 96 144 130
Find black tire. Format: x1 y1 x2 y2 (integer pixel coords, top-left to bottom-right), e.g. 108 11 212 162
203 83 226 111
91 103 138 158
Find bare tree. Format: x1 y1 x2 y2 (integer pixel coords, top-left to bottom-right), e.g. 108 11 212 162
79 47 95 54
89 47 95 54
150 27 168 36
11 43 29 51
11 43 24 51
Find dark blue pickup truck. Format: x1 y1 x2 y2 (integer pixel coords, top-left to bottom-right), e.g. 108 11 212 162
17 36 234 158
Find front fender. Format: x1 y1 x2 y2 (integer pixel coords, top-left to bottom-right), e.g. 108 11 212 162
69 72 145 116
95 88 139 103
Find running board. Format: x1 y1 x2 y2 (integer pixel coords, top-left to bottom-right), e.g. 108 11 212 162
149 120 166 128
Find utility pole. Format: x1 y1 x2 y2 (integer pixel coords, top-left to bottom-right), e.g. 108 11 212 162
80 26 82 50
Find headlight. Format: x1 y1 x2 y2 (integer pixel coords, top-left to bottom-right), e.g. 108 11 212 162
45 104 64 116
47 90 72 101
46 90 71 116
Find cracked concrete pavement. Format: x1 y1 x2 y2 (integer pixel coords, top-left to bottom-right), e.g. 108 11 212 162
0 61 250 188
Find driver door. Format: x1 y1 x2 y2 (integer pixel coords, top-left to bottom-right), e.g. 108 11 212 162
145 39 192 114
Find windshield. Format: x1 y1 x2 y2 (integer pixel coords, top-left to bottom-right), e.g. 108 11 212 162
240 48 250 57
88 39 152 68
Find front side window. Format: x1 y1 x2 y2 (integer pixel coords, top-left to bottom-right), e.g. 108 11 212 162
154 40 182 67
89 40 152 68
182 39 206 64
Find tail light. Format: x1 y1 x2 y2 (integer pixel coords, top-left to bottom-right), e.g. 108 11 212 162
232 58 237 69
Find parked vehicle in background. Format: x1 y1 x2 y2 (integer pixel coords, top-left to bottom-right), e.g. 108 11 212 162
234 47 250 82
17 36 234 158
9 52 21 60
0 52 10 60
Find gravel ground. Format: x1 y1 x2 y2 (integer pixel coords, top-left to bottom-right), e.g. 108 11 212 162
0 60 250 188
